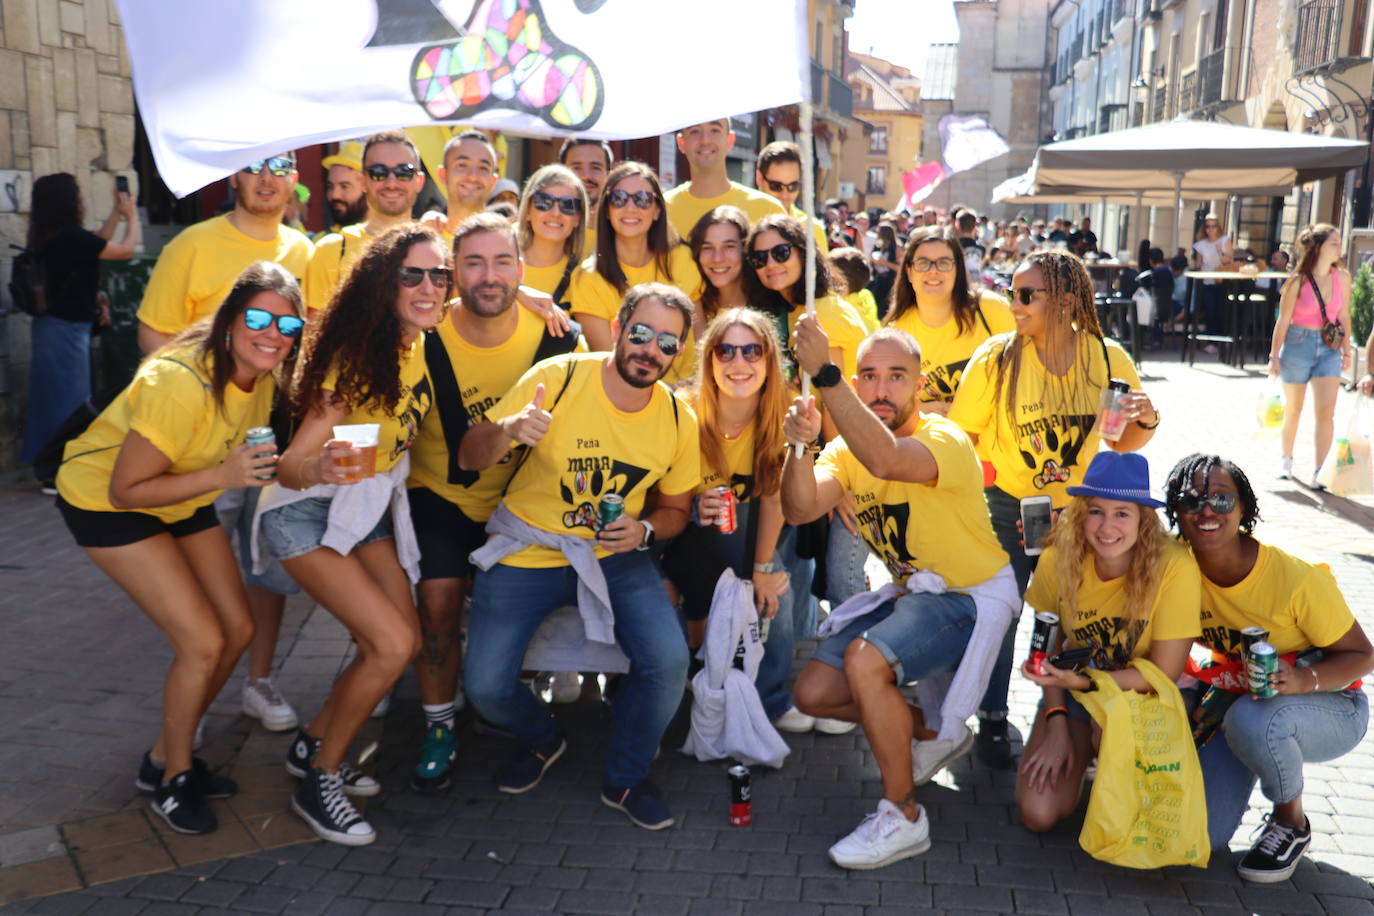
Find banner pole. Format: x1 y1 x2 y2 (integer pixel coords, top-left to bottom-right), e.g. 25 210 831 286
796 98 816 458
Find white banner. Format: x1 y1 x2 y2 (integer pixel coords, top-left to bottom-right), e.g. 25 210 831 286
116 0 809 197
938 114 1011 175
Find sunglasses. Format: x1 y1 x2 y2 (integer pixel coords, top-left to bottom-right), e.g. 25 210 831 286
746 242 794 269
530 190 583 215
625 322 681 355
241 157 294 177
764 179 801 194
1176 491 1237 515
365 162 419 182
909 256 956 273
397 266 452 288
242 307 304 338
606 188 656 210
1013 287 1048 305
713 342 764 363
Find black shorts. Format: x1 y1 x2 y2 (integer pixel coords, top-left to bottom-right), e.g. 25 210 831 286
57 497 221 549
407 486 488 581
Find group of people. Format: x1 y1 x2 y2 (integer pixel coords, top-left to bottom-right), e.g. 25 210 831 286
27 119 1374 887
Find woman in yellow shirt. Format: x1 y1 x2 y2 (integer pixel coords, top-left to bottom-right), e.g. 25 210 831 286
263 224 444 847
1164 453 1373 882
688 205 750 336
54 261 303 836
1016 451 1200 833
515 164 587 306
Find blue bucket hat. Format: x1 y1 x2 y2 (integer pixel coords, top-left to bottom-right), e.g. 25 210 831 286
1065 451 1165 508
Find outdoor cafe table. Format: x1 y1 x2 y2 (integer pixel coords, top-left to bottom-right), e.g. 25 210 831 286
1085 261 1140 362
1182 270 1289 368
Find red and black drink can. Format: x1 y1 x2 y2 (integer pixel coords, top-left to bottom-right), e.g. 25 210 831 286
716 486 738 534
727 764 752 826
1027 612 1060 676
1240 626 1269 662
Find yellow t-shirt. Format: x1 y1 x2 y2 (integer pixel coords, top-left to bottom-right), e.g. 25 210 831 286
890 291 1016 403
521 257 571 299
787 294 869 383
484 353 700 568
321 337 433 474
947 333 1142 505
696 419 760 500
844 290 881 333
790 205 830 253
304 224 372 313
1025 539 1202 670
815 414 1007 588
664 181 786 240
407 308 587 521
1197 543 1357 660
56 347 275 522
137 216 314 335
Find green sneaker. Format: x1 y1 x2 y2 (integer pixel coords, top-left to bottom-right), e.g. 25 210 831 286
411 725 458 794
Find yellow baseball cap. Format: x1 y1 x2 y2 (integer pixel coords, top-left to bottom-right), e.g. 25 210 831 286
321 140 364 173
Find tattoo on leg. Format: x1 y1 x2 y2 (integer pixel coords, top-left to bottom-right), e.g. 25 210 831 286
420 622 463 669
898 787 919 820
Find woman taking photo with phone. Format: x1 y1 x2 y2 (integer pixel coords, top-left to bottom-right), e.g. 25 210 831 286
948 249 1159 769
516 164 588 305
54 261 301 835
1016 450 1200 832
260 224 444 846
1165 453 1373 882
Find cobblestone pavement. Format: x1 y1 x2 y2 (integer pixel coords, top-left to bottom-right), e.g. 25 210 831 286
2 351 1374 914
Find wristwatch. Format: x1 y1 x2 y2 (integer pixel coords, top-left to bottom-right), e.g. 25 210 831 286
637 519 656 551
811 363 842 389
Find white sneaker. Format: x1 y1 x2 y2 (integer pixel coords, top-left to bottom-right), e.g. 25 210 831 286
912 724 974 785
773 706 816 733
242 677 300 732
370 689 392 719
1279 456 1293 480
549 671 582 704
1310 471 1326 491
828 800 931 869
814 717 858 735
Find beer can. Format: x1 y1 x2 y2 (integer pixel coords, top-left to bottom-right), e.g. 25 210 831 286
716 487 738 534
245 427 276 480
728 764 752 826
1240 626 1269 661
597 493 625 530
1247 641 1278 699
1027 612 1060 676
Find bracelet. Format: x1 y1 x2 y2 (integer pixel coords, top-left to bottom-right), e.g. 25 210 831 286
800 441 823 456
1043 705 1068 721
1136 409 1161 430
1310 666 1320 693
754 560 778 574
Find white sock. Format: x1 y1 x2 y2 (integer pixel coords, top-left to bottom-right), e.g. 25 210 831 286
422 702 455 730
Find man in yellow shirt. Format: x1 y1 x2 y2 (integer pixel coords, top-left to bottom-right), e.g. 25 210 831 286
457 283 699 831
320 141 367 237
780 322 1014 871
405 213 585 794
664 119 784 239
755 141 827 253
304 130 427 315
559 137 613 253
424 130 499 238
136 152 312 353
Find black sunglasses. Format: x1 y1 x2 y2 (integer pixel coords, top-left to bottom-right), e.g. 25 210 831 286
530 190 583 215
241 157 294 177
607 188 656 210
746 242 794 270
397 266 452 288
626 322 681 355
765 179 801 194
714 342 764 363
365 162 419 182
1176 491 1237 515
242 307 304 338
1013 287 1048 305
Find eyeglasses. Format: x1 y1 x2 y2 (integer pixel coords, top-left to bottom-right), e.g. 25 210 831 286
713 342 763 363
606 188 656 210
1176 491 1237 515
396 266 452 288
364 162 419 182
530 190 583 215
764 179 801 194
241 157 294 177
242 307 304 338
909 256 956 273
1204 221 1219 228
625 322 681 355
746 242 794 269
1013 287 1048 305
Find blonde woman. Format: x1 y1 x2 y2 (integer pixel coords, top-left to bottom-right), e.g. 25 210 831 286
515 164 588 304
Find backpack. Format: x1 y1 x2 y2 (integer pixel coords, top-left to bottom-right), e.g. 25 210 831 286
8 244 48 317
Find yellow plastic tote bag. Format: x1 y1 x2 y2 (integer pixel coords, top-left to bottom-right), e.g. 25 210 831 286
1072 659 1209 869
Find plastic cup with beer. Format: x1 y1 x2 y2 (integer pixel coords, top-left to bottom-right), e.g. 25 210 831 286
331 423 380 483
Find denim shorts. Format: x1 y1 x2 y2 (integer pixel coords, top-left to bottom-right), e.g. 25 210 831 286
810 590 976 684
1278 325 1343 384
219 488 300 595
260 496 393 562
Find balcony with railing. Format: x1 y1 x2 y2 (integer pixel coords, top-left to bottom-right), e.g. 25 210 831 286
1197 47 1235 106
1152 84 1167 121
827 75 852 118
1179 69 1197 113
811 62 825 104
1294 0 1342 73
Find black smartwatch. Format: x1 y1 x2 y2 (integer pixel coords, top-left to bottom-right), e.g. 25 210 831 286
811 363 842 389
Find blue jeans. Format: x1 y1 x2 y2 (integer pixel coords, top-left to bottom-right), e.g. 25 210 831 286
979 486 1036 715
1199 282 1223 335
825 515 869 607
21 315 91 465
1199 688 1368 850
755 527 814 720
465 552 689 789
1278 325 1343 384
809 590 976 684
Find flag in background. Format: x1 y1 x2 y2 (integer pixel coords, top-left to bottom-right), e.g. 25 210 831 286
115 0 808 196
898 115 1009 210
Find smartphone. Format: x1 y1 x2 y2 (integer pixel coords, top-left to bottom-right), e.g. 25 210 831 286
1049 647 1093 672
1020 495 1053 557
115 175 129 194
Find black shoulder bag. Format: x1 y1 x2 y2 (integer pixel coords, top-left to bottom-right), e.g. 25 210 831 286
1309 276 1347 351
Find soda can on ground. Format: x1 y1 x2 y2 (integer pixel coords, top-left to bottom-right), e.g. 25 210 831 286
245 427 276 480
728 764 752 826
1027 612 1060 676
598 493 624 530
1247 642 1279 699
716 486 738 534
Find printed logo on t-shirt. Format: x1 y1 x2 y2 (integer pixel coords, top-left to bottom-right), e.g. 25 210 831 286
855 496 918 581
1200 618 1246 661
703 471 756 504
558 446 651 531
1071 611 1146 671
1015 410 1097 489
392 375 434 462
921 358 970 403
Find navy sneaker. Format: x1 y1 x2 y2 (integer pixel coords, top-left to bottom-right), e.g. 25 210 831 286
285 729 379 797
1238 814 1312 883
601 782 674 830
411 725 458 794
497 735 566 794
975 717 1013 769
291 766 375 846
136 753 237 799
150 769 216 835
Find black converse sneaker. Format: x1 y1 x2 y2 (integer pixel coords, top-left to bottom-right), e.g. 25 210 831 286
136 753 237 798
150 769 217 835
1237 814 1312 883
284 729 379 797
291 766 376 846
